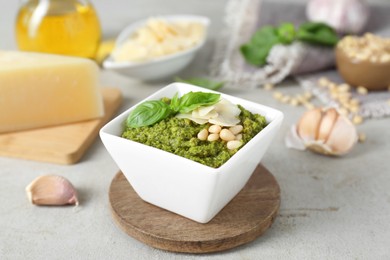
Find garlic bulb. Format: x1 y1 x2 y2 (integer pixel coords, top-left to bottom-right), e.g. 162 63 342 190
293 107 358 155
26 175 79 206
306 0 370 34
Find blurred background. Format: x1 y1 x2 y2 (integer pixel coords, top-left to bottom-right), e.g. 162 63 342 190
1 0 389 50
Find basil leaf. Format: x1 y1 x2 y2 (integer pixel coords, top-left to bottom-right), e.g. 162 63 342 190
170 92 181 112
240 26 280 66
297 22 338 46
178 92 221 114
277 23 295 44
175 77 224 90
126 100 172 128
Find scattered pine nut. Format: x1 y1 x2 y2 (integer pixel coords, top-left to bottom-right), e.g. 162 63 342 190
290 98 299 106
273 91 283 100
338 83 350 92
318 77 330 87
328 83 337 90
303 91 313 99
357 86 368 95
352 115 363 125
349 106 359 113
350 98 360 106
263 83 274 90
358 133 367 143
280 95 291 103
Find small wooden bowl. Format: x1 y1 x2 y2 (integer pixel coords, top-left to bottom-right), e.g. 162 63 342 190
335 46 390 91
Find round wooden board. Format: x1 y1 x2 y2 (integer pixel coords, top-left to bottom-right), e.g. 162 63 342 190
109 164 280 254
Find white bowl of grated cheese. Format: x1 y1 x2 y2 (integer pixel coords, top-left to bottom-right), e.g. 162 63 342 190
103 15 210 81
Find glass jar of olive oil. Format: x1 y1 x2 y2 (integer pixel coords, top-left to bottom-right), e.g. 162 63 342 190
15 0 101 59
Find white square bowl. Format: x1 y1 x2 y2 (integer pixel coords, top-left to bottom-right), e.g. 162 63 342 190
100 83 283 223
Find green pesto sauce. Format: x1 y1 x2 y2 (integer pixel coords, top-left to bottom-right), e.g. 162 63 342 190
121 105 267 168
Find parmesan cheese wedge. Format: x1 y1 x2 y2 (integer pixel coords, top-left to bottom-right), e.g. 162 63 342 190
0 51 104 133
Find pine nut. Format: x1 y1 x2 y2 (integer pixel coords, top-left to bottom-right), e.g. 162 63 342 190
290 98 299 106
208 124 221 134
207 133 219 142
219 129 235 141
227 140 242 150
263 83 274 90
280 95 290 103
352 115 363 125
318 77 329 87
229 125 243 135
357 86 368 95
303 91 313 99
349 106 359 113
358 133 367 143
235 134 242 141
197 129 208 141
338 84 350 92
350 98 360 106
273 91 283 100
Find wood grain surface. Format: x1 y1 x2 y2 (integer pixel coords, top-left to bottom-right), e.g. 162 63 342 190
0 87 122 164
109 164 280 253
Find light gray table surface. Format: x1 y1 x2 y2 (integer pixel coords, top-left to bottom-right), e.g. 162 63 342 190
1 0 390 259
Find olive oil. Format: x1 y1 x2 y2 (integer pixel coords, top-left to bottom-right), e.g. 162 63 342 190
15 0 101 58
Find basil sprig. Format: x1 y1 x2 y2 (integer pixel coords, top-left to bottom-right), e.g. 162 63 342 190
126 92 221 128
240 22 339 66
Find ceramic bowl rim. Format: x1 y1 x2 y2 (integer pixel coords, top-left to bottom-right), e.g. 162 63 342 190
100 83 284 174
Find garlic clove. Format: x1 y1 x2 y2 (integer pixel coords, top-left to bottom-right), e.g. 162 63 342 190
294 107 358 156
26 175 79 206
285 124 306 151
317 108 338 142
305 140 334 155
297 108 322 142
325 115 358 155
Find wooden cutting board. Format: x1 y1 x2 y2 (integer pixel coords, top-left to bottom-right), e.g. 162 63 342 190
0 87 122 164
109 164 280 253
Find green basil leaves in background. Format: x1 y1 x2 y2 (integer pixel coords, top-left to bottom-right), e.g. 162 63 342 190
126 92 221 128
175 77 224 91
296 22 338 46
240 22 339 67
240 26 280 66
277 23 295 44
